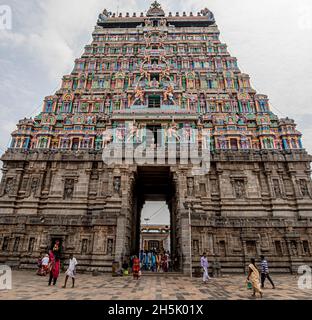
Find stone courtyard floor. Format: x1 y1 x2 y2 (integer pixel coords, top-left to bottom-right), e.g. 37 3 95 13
0 271 311 300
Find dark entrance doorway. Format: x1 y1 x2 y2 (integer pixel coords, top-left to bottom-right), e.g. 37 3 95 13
148 95 161 108
230 138 238 150
130 166 180 271
146 125 162 146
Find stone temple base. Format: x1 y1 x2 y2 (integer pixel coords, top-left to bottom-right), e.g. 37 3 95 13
0 149 312 273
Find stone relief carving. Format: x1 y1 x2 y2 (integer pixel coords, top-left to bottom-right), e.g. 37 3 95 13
291 241 298 256
4 178 14 196
187 177 194 197
260 233 270 250
113 177 121 195
273 179 281 198
30 178 39 196
233 179 245 198
64 178 75 200
81 239 88 254
107 238 114 255
299 179 309 197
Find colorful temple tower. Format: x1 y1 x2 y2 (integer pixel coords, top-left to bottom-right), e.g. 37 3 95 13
0 2 312 273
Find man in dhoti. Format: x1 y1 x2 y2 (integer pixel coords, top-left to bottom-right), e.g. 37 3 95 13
201 252 210 283
62 253 78 288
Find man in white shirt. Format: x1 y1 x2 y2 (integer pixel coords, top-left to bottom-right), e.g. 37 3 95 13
201 252 211 283
37 254 50 276
62 253 78 288
41 254 49 267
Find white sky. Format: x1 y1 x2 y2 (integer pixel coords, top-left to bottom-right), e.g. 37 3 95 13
0 0 312 213
141 201 170 225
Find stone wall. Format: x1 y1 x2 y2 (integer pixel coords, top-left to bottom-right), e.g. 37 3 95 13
0 149 312 273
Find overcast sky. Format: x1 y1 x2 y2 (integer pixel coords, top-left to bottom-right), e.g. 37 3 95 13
0 0 312 224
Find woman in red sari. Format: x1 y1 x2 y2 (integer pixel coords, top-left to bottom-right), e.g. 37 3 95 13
48 244 61 286
132 255 140 280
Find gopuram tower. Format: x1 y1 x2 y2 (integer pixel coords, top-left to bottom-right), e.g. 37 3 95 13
0 2 312 274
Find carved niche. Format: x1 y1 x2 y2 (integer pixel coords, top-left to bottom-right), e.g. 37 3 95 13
232 179 246 199
64 178 75 200
210 177 219 195
107 238 114 255
187 177 194 197
299 179 309 197
290 241 298 256
81 239 88 254
21 177 29 191
199 183 207 196
113 176 121 195
3 177 15 196
30 177 40 197
273 179 281 198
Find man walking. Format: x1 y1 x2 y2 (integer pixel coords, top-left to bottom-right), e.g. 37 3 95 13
62 253 78 288
260 255 275 289
201 252 210 283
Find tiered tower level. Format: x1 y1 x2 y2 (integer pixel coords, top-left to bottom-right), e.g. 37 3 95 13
1 2 312 273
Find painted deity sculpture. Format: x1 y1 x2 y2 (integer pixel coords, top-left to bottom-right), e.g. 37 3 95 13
163 85 175 104
133 87 145 105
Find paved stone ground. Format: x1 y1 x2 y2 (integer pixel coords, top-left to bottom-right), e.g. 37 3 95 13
0 271 311 300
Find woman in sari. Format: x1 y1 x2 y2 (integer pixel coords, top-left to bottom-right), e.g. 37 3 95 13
48 248 61 286
162 253 168 272
156 252 162 272
151 252 156 272
132 255 140 280
247 258 263 298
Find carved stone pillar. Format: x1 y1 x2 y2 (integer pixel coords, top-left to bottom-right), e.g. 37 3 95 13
242 240 248 273
180 209 191 275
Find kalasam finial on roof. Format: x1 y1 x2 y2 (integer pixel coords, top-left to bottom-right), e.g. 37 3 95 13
147 1 165 17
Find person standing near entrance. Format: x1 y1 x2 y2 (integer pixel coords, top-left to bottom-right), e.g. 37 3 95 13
162 252 169 272
48 251 60 286
156 252 162 272
132 255 141 280
48 240 61 286
62 254 78 288
147 251 152 270
201 252 210 283
260 255 275 289
139 250 144 269
151 252 157 272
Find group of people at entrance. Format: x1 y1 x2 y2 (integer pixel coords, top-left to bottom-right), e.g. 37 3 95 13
201 252 275 298
139 250 172 272
119 250 173 280
36 240 78 289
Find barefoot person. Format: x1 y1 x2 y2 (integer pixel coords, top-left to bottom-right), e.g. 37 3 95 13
201 252 210 283
247 258 263 298
62 254 78 288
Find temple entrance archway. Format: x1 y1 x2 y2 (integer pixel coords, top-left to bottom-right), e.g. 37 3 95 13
130 166 181 272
